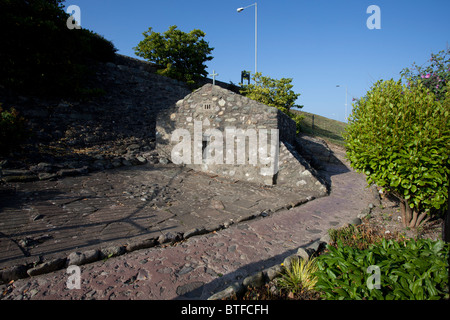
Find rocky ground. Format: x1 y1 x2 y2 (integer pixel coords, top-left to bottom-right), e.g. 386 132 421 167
363 191 444 241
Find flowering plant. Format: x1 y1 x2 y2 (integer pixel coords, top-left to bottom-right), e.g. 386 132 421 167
400 47 449 100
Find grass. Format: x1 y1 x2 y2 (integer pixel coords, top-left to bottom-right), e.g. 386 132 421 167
277 257 319 294
292 109 348 147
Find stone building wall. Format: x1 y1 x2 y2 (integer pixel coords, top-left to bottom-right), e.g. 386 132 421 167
156 84 327 196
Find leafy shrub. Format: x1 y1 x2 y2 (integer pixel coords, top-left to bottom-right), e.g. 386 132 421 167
134 25 214 85
314 239 449 300
240 73 304 133
401 48 450 101
0 104 29 155
277 257 319 294
0 0 117 97
344 79 450 228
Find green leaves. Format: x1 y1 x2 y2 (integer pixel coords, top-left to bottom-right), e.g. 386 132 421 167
277 257 319 294
314 239 450 300
344 79 450 225
134 25 214 85
239 72 304 132
240 73 301 112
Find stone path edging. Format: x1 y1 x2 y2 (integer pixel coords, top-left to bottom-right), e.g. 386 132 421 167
207 206 372 300
0 193 315 285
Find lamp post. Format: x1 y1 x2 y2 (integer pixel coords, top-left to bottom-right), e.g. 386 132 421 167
237 2 257 74
336 85 348 122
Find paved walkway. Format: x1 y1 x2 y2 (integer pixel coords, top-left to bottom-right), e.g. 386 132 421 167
0 164 316 271
0 146 377 300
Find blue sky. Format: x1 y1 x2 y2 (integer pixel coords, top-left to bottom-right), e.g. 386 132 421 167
65 0 449 122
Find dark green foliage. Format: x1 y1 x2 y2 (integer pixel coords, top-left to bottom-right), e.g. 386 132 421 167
344 79 450 227
134 25 214 85
0 0 117 97
0 104 29 155
314 239 449 300
240 73 304 133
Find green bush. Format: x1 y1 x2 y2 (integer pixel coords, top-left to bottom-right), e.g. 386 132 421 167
0 104 29 155
0 0 117 97
134 25 214 85
344 79 450 228
400 48 449 101
314 239 449 300
240 73 304 133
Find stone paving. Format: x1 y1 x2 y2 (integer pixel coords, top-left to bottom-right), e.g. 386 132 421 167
0 163 320 273
0 145 379 300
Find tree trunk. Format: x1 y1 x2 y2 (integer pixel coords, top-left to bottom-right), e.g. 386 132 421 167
404 199 413 227
409 209 419 228
415 212 429 228
400 200 406 226
400 198 429 229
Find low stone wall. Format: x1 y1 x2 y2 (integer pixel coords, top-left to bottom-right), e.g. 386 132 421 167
276 141 328 195
295 134 342 170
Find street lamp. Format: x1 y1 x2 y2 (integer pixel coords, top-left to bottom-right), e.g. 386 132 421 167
237 2 258 74
336 85 348 123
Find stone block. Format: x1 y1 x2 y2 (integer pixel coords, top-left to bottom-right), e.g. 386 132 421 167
263 264 283 281
27 258 66 277
243 272 264 288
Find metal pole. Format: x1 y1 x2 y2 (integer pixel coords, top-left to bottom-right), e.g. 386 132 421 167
237 2 258 75
345 85 348 122
255 2 257 74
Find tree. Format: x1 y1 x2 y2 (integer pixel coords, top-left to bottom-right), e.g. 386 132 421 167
0 0 117 96
240 72 304 132
134 25 214 85
344 79 450 228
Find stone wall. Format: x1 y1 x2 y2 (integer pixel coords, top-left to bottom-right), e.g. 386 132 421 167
0 54 192 179
156 84 327 195
1 53 326 197
156 84 293 185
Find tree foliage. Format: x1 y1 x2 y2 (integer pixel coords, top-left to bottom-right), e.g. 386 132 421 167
134 25 214 85
344 79 450 228
0 0 117 97
240 72 304 132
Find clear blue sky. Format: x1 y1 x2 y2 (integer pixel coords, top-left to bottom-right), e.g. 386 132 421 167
64 0 449 122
